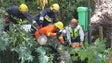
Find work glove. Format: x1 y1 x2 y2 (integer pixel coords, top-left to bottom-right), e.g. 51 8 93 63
39 17 44 24
79 42 83 46
32 20 39 29
32 20 36 24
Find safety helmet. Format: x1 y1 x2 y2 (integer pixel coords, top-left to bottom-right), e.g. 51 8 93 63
50 3 60 11
55 21 63 30
70 19 78 24
19 4 28 12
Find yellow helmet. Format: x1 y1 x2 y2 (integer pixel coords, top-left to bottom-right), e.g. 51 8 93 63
50 3 60 11
55 21 63 30
19 4 28 12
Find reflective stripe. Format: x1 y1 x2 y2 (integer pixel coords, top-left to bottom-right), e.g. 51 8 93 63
68 26 79 38
44 15 52 22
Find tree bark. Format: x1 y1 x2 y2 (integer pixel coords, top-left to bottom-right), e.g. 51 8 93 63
108 48 112 63
91 0 112 45
90 0 112 62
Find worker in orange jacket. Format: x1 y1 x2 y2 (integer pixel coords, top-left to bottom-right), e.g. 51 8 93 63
35 21 64 44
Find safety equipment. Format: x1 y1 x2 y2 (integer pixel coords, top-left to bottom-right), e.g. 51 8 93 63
58 36 64 43
80 42 83 46
50 3 60 11
55 21 63 30
19 4 28 12
68 26 79 38
38 34 47 45
44 15 52 22
32 20 36 24
71 19 78 24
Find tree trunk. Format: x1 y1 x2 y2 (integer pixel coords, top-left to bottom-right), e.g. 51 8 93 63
90 0 112 62
91 0 112 46
108 48 112 63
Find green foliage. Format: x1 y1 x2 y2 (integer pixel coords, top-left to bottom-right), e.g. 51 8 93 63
8 24 37 63
35 46 49 63
0 0 109 63
55 0 94 25
0 32 9 51
68 38 110 63
0 18 9 51
0 19 110 63
18 0 25 4
0 21 37 63
0 7 6 18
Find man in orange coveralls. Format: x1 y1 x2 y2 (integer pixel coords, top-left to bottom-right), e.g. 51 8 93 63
35 21 64 44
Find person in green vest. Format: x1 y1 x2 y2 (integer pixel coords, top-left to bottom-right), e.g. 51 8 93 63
62 18 84 48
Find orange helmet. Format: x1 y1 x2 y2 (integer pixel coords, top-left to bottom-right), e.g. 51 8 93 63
70 19 78 24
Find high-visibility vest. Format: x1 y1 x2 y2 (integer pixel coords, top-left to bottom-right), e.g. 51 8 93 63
68 26 79 39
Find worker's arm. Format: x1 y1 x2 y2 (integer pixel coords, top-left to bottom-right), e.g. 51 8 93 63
23 12 33 22
58 35 64 44
52 14 57 23
39 8 50 24
24 12 39 29
5 7 20 24
79 25 84 46
35 30 40 39
66 26 71 43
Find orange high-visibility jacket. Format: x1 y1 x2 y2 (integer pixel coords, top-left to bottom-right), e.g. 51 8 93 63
35 25 64 43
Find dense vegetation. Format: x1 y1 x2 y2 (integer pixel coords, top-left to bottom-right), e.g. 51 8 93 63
0 0 111 63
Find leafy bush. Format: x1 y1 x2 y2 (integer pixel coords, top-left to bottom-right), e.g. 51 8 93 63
68 38 110 63
0 0 110 63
